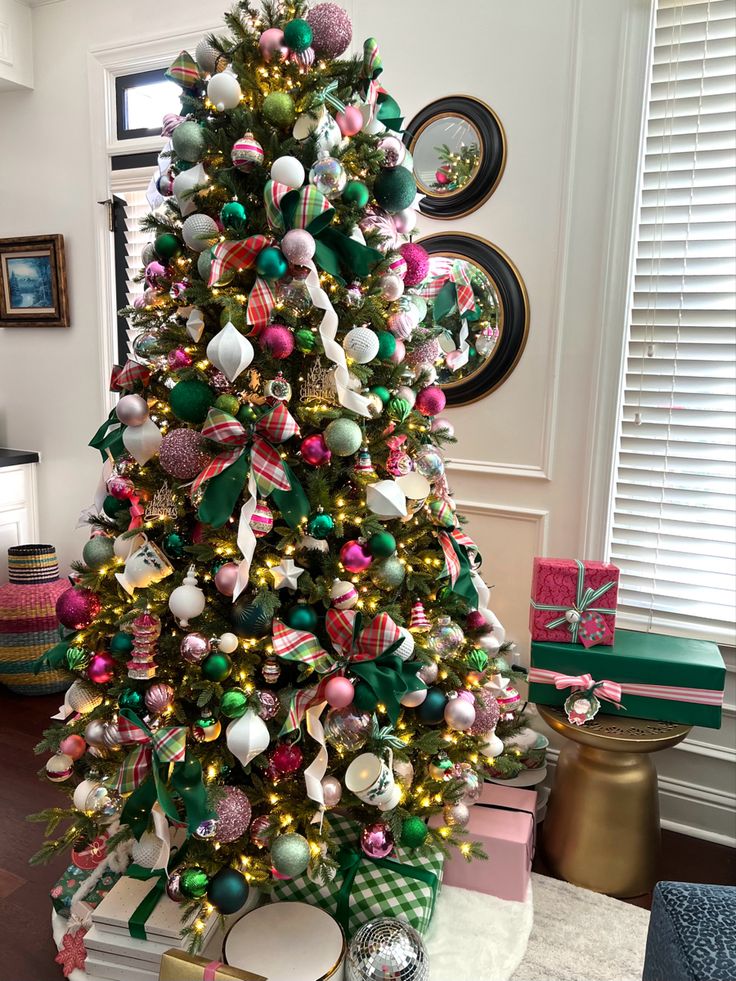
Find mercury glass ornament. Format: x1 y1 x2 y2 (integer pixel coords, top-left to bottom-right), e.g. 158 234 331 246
256 689 280 720
271 832 310 878
417 660 439 684
360 822 394 859
427 616 465 656
347 918 429 981
250 814 271 848
195 818 219 840
309 150 346 199
166 871 184 903
321 775 343 808
414 446 445 480
323 706 372 753
180 631 210 664
443 802 470 828
261 657 282 684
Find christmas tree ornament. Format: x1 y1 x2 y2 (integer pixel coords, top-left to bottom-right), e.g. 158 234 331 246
217 631 239 654
480 730 505 758
195 818 219 839
354 446 375 475
194 37 221 73
342 325 379 364
295 327 316 352
266 372 292 402
207 322 255 382
497 683 522 716
88 651 115 684
250 500 274 537
387 309 416 341
169 379 215 423
180 631 210 663
258 27 286 62
232 132 264 171
444 691 477 730
220 688 248 718
417 660 439 685
330 578 359 609
427 616 465 656
182 213 219 252
378 135 406 169
232 595 273 636
321 774 343 808
220 200 247 231
343 180 370 207
127 611 162 679
270 155 305 188
271 832 310 878
271 557 304 590
214 562 239 597
215 787 252 843
159 428 210 480
208 867 249 914
393 758 414 790
375 330 397 360
59 734 86 760
64 646 89 671
370 555 405 588
256 689 279 720
324 675 355 709
281 228 316 266
226 708 270 767
374 167 417 214
399 242 430 287
324 706 372 753
416 687 448 723
399 688 427 708
307 3 352 57
118 686 143 711
56 587 101 630
444 802 470 828
157 170 175 196
46 753 74 782
179 866 210 899
307 511 335 540
172 162 207 217
427 498 455 529
168 566 206 626
270 741 303 775
366 480 407 518
72 777 107 813
82 536 114 570
285 602 318 631
401 816 428 849
101 720 122 749
309 151 347 199
365 390 383 417
380 273 404 301
192 714 223 742
197 250 213 280
83 719 107 747
201 652 232 682
115 393 149 427
407 336 442 372
300 433 332 466
262 91 296 129
261 656 281 683
336 105 363 137
324 418 363 456
469 687 501 736
367 531 396 558
361 822 394 859
409 601 431 631
172 120 205 162
340 540 372 573
167 346 193 369
431 417 454 438
249 815 271 848
207 70 241 111
283 17 313 52
166 871 184 903
390 338 406 364
113 532 144 561
289 46 315 68
255 246 289 280
145 682 174 714
347 918 429 981
415 385 446 416
260 323 294 358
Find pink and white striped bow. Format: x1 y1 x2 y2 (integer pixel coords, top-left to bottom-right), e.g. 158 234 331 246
161 114 185 138
553 672 622 706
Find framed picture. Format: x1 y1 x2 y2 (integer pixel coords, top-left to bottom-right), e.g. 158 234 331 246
0 235 69 328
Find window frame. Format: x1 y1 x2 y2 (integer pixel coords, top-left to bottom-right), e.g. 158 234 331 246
114 67 180 142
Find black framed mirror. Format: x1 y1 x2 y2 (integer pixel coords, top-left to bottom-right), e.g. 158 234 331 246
403 96 506 219
417 233 529 406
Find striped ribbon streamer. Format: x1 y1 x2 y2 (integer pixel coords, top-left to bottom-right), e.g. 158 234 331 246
529 667 724 706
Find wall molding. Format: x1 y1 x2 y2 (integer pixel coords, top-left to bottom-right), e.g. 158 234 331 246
453 499 549 555
446 458 549 481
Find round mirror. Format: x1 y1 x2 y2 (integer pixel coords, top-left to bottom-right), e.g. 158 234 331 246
404 96 506 219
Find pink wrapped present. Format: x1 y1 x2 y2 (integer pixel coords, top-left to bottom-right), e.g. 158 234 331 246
529 557 619 647
431 784 536 902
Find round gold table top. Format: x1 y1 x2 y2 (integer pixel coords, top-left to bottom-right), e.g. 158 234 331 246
537 705 691 754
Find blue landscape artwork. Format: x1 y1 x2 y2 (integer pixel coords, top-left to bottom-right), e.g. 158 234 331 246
5 254 54 310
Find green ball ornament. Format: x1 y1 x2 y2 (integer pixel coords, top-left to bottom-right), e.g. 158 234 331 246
324 418 362 456
220 688 248 719
236 404 258 425
343 180 370 207
368 531 396 558
353 683 379 713
118 687 144 711
110 632 134 655
371 386 391 406
262 92 296 129
283 18 313 52
370 555 405 588
82 536 115 570
295 329 316 353
172 121 206 162
417 687 448 724
155 233 181 261
401 816 429 849
255 246 288 279
220 201 247 231
170 379 216 424
286 604 318 631
388 397 411 422
179 866 210 899
207 867 249 914
197 250 213 281
201 652 233 682
102 494 130 518
271 833 310 878
373 167 418 214
163 532 186 558
65 646 89 671
215 394 240 415
307 512 335 540
376 330 396 360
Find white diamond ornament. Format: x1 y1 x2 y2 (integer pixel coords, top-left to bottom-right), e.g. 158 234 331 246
396 472 431 502
206 322 254 381
173 163 207 217
366 480 407 518
186 308 205 342
123 416 162 464
226 709 270 767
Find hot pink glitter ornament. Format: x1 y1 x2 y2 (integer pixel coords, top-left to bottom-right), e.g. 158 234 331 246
270 742 303 775
215 787 252 843
260 324 295 359
340 540 372 573
466 610 488 630
180 631 210 663
159 429 210 480
215 562 239 597
324 675 355 709
300 433 331 467
56 587 101 630
415 385 447 416
59 734 86 760
435 168 450 185
107 475 135 500
469 688 501 736
306 3 352 57
399 242 430 287
88 651 115 685
145 682 175 713
167 347 193 369
360 822 395 859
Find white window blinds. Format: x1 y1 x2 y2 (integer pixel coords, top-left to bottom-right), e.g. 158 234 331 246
112 176 154 361
609 0 736 645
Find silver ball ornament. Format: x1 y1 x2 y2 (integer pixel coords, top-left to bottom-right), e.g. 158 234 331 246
321 775 343 808
281 228 316 266
182 214 219 252
84 719 108 747
270 832 310 878
324 706 372 753
443 692 477 731
443 802 470 828
115 394 149 427
417 661 439 684
347 917 429 981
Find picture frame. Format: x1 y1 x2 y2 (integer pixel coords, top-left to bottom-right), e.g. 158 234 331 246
0 234 69 328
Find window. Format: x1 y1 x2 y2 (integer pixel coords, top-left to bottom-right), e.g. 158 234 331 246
115 68 181 141
608 0 736 645
111 182 155 362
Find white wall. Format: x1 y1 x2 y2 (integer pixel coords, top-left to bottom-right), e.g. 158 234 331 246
0 0 731 842
0 0 33 90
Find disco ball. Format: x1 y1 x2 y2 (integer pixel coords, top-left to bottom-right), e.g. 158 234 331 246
346 917 429 981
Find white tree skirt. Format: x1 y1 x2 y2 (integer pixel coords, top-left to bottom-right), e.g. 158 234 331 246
53 882 533 981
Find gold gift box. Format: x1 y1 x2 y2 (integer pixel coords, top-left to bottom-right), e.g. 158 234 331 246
159 948 267 981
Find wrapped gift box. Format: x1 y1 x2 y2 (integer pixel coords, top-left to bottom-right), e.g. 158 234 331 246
529 628 725 729
86 952 158 981
159 949 266 981
271 813 443 938
431 783 535 902
50 862 122 918
530 557 619 646
92 873 217 943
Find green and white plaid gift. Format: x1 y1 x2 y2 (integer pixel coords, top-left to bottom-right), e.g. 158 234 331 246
271 814 443 937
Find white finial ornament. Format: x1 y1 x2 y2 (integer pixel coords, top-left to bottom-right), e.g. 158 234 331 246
168 564 206 626
206 322 255 382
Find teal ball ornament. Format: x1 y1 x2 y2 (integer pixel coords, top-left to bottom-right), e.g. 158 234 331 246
371 385 391 405
307 512 335 539
368 531 396 558
417 687 448 724
163 532 186 558
155 233 181 261
118 687 144 711
324 418 362 456
353 684 379 714
102 494 130 518
262 92 296 129
370 555 405 588
374 167 417 214
376 330 397 360
285 604 318 631
207 867 249 914
256 246 288 279
110 632 134 655
220 201 247 231
179 866 210 899
271 832 310 878
343 180 370 208
170 379 215 424
232 596 273 637
401 816 429 849
172 121 206 162
83 536 115 570
201 652 233 681
283 18 313 52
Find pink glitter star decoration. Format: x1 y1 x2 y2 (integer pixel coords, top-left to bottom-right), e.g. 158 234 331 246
55 928 87 977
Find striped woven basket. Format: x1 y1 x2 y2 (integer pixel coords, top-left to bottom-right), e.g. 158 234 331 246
0 545 73 695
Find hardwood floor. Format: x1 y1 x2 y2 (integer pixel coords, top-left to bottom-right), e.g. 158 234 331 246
1 687 734 979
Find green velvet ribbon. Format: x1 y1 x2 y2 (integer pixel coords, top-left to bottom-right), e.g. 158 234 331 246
197 450 249 529
33 627 75 674
89 407 126 461
125 844 188 941
334 846 438 934
271 460 310 528
350 650 426 725
432 280 478 325
376 91 404 132
120 748 212 842
445 534 480 607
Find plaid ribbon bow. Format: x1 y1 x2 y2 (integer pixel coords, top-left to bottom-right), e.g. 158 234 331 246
208 234 270 287
272 621 333 673
325 609 402 663
265 181 332 235
417 257 476 318
110 360 150 392
530 559 616 644
553 671 623 707
115 711 187 795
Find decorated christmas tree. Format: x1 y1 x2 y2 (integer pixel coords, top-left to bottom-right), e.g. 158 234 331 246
33 0 530 946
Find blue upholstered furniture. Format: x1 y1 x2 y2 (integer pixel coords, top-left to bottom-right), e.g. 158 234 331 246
643 881 736 981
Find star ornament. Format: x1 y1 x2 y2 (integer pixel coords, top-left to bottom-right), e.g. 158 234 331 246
55 928 87 977
271 558 304 590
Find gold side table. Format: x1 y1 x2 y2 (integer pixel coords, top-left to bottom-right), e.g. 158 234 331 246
538 705 691 898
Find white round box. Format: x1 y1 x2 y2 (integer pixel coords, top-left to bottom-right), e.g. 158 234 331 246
224 902 345 981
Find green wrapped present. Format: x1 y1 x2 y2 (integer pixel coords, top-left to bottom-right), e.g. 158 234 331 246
50 863 122 918
271 813 443 937
529 628 725 729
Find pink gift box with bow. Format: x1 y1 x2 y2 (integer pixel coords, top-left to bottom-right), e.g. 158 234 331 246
529 557 619 647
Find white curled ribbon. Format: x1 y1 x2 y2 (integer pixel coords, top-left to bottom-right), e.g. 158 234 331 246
233 469 258 602
77 453 114 528
304 262 372 418
445 321 470 372
304 700 330 828
150 802 171 871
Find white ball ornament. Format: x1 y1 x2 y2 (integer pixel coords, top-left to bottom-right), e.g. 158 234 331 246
218 632 239 654
168 565 206 627
400 688 428 708
207 69 242 111
182 214 219 252
444 693 477 731
343 326 379 364
330 579 359 610
46 753 74 782
381 273 405 301
270 155 305 188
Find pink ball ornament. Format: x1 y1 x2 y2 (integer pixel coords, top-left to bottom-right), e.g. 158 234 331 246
307 3 352 58
56 588 101 630
281 229 316 266
133 294 147 310
159 428 210 481
435 168 450 185
300 433 331 467
387 309 417 341
106 475 135 500
145 261 166 288
115 394 149 427
167 347 193 369
260 324 295 359
88 651 115 685
444 691 477 731
469 688 501 736
215 562 239 597
321 775 343 808
251 501 274 537
395 385 416 408
389 338 406 364
381 273 405 301
340 540 372 573
361 822 395 859
216 787 252 843
145 682 175 714
431 417 455 438
180 631 211 664
394 208 418 235
336 106 363 137
59 734 86 760
415 385 447 417
399 242 430 287
270 742 303 775
324 676 355 709
259 27 287 62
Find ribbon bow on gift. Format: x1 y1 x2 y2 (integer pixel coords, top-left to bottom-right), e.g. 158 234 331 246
553 672 623 706
530 559 616 645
